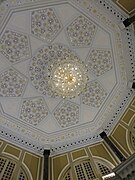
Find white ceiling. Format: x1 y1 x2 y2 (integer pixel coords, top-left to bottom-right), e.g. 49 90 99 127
0 0 134 156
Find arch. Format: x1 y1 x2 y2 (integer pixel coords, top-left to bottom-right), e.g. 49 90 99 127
63 168 72 180
93 156 115 169
0 154 32 180
94 158 113 177
127 117 135 153
58 164 72 180
18 167 29 180
58 156 115 180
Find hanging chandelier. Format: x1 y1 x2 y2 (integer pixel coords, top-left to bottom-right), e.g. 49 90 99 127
48 58 88 98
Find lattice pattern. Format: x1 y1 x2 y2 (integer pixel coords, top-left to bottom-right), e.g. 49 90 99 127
54 101 79 128
82 81 107 107
131 134 135 149
19 171 26 180
0 157 7 173
19 97 48 125
1 161 15 180
0 30 31 63
31 8 61 42
132 122 135 131
83 161 96 179
66 15 96 47
86 49 113 76
29 43 81 97
64 171 71 180
97 162 111 176
0 68 27 97
75 164 86 180
130 122 135 150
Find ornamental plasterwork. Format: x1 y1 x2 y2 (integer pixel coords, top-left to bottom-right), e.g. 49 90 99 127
31 8 62 42
82 81 107 108
72 0 121 29
86 49 113 76
0 68 27 97
66 15 96 47
53 101 79 128
0 113 100 144
0 30 31 63
0 0 134 155
29 43 81 97
19 97 48 125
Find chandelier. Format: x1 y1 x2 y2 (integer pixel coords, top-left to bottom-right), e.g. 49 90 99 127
48 58 88 98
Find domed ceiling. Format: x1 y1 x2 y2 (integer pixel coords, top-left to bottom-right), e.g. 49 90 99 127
0 0 134 155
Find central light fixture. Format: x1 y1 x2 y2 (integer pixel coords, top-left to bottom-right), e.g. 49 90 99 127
48 58 88 98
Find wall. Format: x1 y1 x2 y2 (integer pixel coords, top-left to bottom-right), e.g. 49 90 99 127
0 140 43 180
112 0 135 16
51 98 135 180
110 98 135 158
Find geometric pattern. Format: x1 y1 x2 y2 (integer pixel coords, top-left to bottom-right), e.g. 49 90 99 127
64 171 71 180
83 161 96 179
82 81 107 108
131 135 135 150
97 162 111 176
132 122 135 132
1 161 16 180
29 43 81 97
0 158 7 174
53 101 79 128
0 68 27 97
0 30 31 63
19 97 48 126
0 0 122 155
19 171 26 180
66 15 96 47
31 8 62 42
86 48 113 76
131 122 135 150
75 164 86 179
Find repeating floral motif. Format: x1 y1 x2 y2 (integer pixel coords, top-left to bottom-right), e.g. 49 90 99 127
0 68 27 97
0 30 31 63
86 49 113 76
19 97 48 125
53 101 79 128
66 15 96 47
29 43 80 97
82 81 107 107
31 8 62 42
0 0 132 156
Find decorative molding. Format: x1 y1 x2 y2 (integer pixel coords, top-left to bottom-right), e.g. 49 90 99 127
0 0 134 155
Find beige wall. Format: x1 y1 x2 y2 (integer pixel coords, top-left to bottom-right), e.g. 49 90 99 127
110 98 135 157
112 0 135 30
0 1 135 180
1 98 134 179
51 98 135 180
0 140 43 180
112 0 135 15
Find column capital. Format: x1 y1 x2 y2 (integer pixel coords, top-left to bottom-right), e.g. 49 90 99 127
100 131 107 139
43 149 50 156
123 15 135 27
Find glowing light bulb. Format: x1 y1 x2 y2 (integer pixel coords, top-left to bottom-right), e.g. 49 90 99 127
49 58 88 98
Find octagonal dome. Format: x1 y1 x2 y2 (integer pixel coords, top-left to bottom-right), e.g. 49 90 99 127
0 0 134 155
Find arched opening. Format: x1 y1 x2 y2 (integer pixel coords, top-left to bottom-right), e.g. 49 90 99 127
0 155 31 180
